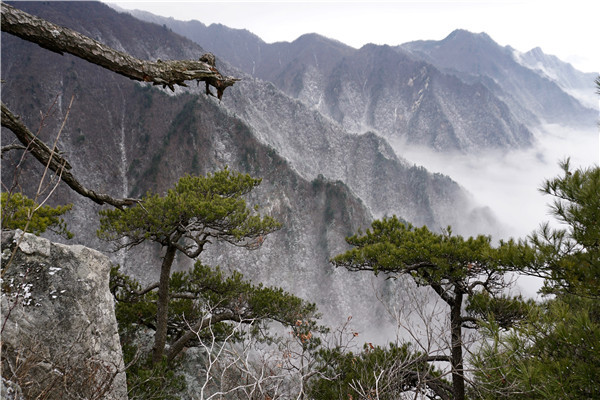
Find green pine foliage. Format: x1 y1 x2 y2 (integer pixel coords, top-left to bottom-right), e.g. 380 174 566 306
471 161 600 399
466 292 536 330
111 263 319 350
1 191 73 239
470 295 600 399
98 169 281 249
332 217 532 280
331 217 535 399
110 263 320 399
98 168 282 364
168 262 320 338
120 349 186 400
529 160 600 297
109 265 157 332
309 342 448 399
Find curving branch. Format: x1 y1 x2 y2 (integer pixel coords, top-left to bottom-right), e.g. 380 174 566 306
1 143 27 156
1 102 139 208
1 2 239 94
166 311 242 362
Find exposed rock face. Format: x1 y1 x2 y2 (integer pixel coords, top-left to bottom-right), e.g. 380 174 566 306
0 2 501 343
1 230 127 400
401 29 597 128
138 16 534 152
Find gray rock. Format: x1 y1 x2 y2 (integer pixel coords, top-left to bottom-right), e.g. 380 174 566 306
1 377 24 400
1 230 127 400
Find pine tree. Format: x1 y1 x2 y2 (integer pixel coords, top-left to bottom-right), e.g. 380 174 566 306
98 168 281 363
472 161 600 399
1 192 73 239
331 218 532 400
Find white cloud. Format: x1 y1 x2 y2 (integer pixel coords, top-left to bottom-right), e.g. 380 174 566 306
392 123 599 241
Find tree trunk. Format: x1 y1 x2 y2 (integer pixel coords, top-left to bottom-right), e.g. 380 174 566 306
152 244 177 364
450 292 465 400
1 3 239 92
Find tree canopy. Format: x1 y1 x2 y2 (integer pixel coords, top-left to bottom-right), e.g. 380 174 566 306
1 192 73 239
98 169 281 254
471 161 600 399
98 169 281 364
528 159 600 297
331 217 534 400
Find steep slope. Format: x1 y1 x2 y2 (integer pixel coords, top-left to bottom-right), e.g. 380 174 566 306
223 77 496 233
401 29 597 127
0 1 374 331
1 2 500 334
135 11 533 152
318 44 531 151
514 46 598 109
116 3 499 231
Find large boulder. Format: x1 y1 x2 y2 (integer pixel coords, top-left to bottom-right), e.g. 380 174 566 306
1 230 127 400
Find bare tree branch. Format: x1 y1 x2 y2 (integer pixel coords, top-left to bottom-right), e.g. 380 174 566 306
1 2 240 94
1 102 139 208
1 143 27 156
166 311 241 362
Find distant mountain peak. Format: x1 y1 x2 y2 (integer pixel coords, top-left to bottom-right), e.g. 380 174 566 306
445 29 494 43
528 46 544 55
207 23 257 37
402 30 597 126
290 32 354 49
294 32 328 42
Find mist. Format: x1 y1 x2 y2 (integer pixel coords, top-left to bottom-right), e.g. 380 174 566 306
390 123 598 298
392 123 598 241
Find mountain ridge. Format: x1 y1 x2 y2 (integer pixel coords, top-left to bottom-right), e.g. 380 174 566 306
128 11 545 152
1 1 501 335
126 7 594 150
401 29 596 127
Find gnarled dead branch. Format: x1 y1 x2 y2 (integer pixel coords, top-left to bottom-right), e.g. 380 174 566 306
1 2 239 94
1 102 138 208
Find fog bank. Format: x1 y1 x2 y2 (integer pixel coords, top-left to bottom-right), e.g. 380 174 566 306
393 123 598 241
391 124 598 298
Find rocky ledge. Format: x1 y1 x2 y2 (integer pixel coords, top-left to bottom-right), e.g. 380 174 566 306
1 230 127 400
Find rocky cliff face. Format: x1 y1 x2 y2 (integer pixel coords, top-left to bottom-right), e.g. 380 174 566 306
139 15 535 152
268 41 533 151
514 46 598 109
401 29 597 128
1 230 127 400
1 2 500 339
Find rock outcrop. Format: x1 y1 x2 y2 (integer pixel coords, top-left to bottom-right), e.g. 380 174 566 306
1 230 127 400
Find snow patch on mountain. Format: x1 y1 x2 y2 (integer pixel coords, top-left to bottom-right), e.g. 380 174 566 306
512 47 598 109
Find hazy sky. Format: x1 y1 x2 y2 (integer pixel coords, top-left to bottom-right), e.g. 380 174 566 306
106 0 599 73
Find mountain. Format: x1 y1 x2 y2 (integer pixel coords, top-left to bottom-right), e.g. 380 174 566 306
124 8 356 84
249 39 532 151
132 13 595 152
514 46 598 109
401 29 597 127
222 77 493 229
1 2 496 334
129 11 534 152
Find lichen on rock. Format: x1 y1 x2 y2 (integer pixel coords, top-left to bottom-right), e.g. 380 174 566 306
1 230 128 400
